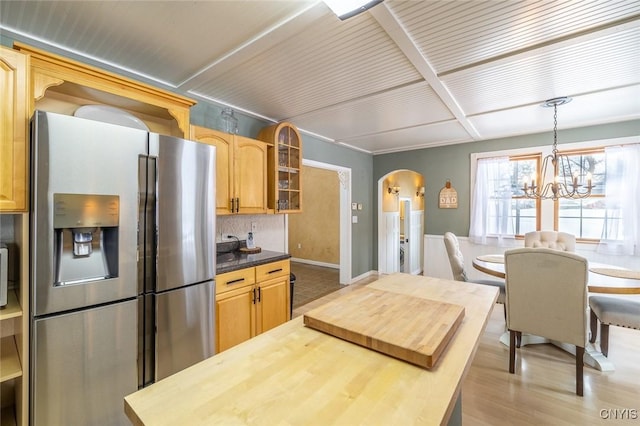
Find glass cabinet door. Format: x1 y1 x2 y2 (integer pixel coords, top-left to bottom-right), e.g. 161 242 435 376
275 124 301 212
258 122 303 213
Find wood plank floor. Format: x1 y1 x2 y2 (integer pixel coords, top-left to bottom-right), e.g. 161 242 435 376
293 274 640 425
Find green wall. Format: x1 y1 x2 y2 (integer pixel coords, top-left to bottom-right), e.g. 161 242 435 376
372 120 640 268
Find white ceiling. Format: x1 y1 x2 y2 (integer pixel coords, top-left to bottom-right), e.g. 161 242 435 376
2 0 639 154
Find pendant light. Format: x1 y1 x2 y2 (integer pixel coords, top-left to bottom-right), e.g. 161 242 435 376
522 97 593 200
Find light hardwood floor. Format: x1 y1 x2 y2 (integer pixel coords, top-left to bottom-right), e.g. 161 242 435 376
293 274 640 425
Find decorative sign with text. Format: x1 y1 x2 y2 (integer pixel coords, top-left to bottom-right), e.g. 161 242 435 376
439 180 458 209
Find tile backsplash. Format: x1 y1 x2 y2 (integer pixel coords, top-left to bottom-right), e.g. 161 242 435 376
217 214 286 253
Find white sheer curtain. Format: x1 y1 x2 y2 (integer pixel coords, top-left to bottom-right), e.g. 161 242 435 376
469 156 515 245
597 144 640 256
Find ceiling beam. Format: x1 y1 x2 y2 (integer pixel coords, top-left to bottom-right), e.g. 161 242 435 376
368 3 481 140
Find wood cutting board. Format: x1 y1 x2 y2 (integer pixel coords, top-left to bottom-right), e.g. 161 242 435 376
303 287 465 369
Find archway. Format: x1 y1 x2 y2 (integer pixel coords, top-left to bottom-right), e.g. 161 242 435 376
377 170 425 275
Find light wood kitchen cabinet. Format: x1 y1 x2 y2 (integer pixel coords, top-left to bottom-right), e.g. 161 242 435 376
191 126 267 215
0 46 30 212
257 122 302 213
254 260 290 334
14 42 195 138
215 260 290 352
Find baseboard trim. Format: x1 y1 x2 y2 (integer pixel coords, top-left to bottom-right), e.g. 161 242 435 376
290 258 340 270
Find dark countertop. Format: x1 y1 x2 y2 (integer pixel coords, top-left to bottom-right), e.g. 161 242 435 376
216 250 291 274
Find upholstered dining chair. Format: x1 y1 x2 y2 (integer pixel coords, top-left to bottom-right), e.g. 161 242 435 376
589 296 640 357
504 248 588 396
524 231 576 251
443 232 506 317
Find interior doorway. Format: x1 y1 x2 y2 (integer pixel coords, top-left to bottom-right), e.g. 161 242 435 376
286 159 352 284
378 170 425 275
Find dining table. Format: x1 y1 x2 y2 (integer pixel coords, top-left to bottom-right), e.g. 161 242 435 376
472 253 640 372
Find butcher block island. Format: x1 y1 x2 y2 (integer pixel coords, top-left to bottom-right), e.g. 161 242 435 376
124 273 498 425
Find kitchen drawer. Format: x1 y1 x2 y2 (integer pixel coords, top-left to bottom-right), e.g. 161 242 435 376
255 260 290 282
216 268 255 295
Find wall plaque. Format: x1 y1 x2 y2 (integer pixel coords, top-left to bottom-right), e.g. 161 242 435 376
439 180 458 209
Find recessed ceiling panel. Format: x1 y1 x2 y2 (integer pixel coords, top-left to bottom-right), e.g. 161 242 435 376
442 26 640 116
290 82 454 140
469 85 640 140
342 121 472 154
0 0 314 85
189 8 422 120
389 0 640 74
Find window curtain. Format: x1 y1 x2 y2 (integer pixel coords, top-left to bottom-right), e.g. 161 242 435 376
597 144 640 256
469 156 515 245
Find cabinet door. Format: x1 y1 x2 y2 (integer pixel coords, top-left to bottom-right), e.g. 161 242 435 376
191 126 234 215
216 285 256 353
256 276 290 334
0 47 29 212
235 136 268 214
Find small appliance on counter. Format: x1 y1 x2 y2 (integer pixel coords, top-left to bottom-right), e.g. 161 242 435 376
239 231 261 253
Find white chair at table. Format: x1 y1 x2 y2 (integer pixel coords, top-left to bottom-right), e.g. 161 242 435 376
524 231 576 251
504 247 588 396
443 232 506 318
589 296 640 357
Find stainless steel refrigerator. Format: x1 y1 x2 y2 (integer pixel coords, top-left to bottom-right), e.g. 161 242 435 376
29 111 216 425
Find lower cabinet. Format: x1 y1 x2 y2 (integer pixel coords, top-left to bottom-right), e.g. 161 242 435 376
216 260 290 353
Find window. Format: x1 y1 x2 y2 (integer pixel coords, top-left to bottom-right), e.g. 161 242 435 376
471 139 640 254
556 149 606 240
508 155 539 236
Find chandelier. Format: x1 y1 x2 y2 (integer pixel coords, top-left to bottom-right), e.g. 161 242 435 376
522 96 593 200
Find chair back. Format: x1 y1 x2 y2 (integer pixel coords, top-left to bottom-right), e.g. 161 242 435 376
443 232 467 282
504 248 588 347
524 231 576 251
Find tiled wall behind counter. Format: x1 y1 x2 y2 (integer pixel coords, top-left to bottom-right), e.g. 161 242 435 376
217 214 287 253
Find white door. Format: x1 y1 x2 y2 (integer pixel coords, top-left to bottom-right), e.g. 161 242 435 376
380 212 400 274
409 210 424 274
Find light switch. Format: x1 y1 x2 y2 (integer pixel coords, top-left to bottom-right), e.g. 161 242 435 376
352 215 358 223
351 203 357 210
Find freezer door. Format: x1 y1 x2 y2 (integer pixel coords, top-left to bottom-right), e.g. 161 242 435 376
155 281 215 381
149 134 216 291
31 299 137 426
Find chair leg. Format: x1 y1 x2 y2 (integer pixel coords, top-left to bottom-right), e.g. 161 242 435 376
503 303 506 321
576 346 584 396
509 330 516 373
516 331 522 348
600 323 610 357
589 309 598 343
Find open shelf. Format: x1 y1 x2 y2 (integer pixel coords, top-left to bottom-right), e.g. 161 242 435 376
0 291 22 321
0 336 22 382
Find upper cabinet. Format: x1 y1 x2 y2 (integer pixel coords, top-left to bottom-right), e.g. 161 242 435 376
258 122 302 214
0 46 30 212
13 42 195 138
191 126 267 215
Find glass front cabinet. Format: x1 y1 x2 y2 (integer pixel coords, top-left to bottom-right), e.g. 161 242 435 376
258 122 302 213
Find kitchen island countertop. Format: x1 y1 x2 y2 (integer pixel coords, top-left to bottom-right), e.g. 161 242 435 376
124 273 498 425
